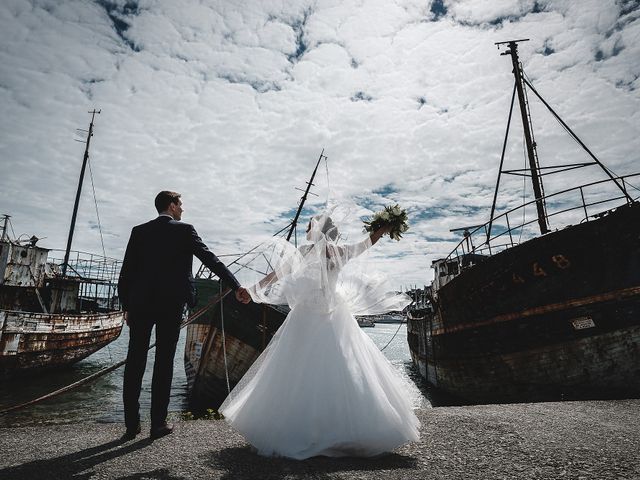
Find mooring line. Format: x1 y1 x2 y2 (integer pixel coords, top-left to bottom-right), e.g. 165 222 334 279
379 320 405 352
0 288 231 416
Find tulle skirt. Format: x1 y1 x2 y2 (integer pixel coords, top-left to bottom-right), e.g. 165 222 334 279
219 298 420 459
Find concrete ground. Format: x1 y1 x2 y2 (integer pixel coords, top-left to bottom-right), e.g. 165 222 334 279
1 400 639 480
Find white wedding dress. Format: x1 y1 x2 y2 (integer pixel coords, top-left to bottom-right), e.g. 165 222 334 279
219 211 420 459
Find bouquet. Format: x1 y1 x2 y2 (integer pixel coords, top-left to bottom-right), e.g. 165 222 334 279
363 204 409 241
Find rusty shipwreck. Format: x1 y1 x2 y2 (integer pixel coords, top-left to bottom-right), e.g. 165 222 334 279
0 111 124 378
407 40 640 403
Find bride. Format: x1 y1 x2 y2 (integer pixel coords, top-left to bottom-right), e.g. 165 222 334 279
219 208 420 459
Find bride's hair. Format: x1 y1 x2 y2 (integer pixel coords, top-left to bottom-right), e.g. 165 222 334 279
312 214 339 241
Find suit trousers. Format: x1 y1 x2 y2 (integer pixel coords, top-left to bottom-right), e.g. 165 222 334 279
123 306 183 429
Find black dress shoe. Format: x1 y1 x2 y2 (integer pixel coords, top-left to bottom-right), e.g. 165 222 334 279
121 422 141 441
150 422 174 439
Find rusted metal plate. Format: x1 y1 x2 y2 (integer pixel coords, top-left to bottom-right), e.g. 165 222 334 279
47 279 80 313
571 316 596 330
0 242 49 288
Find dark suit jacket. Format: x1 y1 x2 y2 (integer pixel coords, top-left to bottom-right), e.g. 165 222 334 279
118 216 241 313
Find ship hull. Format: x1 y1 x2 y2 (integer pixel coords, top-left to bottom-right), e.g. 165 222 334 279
184 279 287 411
0 310 124 378
406 309 432 381
408 202 640 403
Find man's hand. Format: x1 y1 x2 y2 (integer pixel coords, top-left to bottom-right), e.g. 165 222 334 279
235 287 251 304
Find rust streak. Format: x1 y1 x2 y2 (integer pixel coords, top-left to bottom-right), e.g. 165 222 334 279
433 285 640 336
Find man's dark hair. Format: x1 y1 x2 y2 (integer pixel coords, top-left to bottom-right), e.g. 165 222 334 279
155 191 181 213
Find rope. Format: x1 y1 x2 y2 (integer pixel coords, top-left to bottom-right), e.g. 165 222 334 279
87 158 114 362
0 288 231 416
379 320 404 352
0 357 127 415
519 132 527 244
324 154 330 206
219 282 231 395
9 218 17 242
87 159 106 259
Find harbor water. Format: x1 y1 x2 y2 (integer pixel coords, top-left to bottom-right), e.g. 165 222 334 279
0 320 427 427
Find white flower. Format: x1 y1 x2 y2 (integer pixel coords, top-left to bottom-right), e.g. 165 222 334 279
363 204 408 240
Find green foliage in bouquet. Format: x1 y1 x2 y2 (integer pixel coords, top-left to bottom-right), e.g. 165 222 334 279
363 204 409 241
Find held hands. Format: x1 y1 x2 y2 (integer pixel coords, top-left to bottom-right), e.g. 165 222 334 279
235 286 252 304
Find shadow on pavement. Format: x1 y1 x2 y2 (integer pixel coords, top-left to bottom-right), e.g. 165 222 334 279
116 468 186 479
0 436 154 480
207 446 419 480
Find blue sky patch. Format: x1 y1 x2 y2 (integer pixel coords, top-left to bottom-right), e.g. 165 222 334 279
430 0 447 21
97 0 140 52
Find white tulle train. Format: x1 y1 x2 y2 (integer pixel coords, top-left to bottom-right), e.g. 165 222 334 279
219 296 420 459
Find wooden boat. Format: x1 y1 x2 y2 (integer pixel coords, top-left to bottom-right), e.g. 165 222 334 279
184 278 288 411
0 111 124 378
355 316 376 327
373 312 406 324
407 40 640 404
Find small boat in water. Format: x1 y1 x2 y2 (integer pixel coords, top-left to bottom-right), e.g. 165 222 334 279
374 312 406 324
355 315 376 327
0 111 124 378
407 40 640 404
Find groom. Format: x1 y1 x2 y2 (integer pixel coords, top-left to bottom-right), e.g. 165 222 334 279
118 190 250 440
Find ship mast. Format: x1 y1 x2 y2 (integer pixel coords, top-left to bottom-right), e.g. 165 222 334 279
498 39 550 235
0 214 10 242
195 150 327 279
62 109 100 277
286 149 326 243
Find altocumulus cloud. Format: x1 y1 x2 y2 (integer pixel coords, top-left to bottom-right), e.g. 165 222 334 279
0 0 638 288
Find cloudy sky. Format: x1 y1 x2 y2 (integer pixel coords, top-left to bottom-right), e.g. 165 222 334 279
1 0 639 289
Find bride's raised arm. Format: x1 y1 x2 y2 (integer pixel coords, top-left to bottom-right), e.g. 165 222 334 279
368 223 392 246
331 223 391 261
